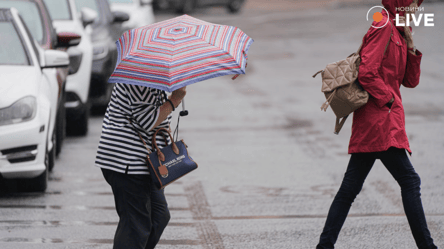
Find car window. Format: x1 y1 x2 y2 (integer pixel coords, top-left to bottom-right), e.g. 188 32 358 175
0 22 30 65
0 1 44 45
19 15 40 65
43 0 72 20
74 0 101 21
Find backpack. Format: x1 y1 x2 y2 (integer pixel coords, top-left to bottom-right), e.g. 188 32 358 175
312 26 392 134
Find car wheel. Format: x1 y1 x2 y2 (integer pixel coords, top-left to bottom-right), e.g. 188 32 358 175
55 92 66 156
177 0 195 14
228 0 244 13
30 166 48 192
28 142 51 192
67 104 89 136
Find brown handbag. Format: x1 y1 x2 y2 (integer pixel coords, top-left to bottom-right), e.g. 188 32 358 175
312 26 392 134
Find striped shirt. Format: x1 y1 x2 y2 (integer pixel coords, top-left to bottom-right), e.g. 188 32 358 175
95 83 172 174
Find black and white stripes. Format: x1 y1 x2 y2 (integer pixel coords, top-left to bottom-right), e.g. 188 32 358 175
95 83 172 174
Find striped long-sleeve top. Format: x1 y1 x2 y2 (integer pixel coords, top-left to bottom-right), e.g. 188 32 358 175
95 83 172 174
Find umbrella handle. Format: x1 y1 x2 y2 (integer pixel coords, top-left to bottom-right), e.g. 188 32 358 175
180 98 188 117
174 98 188 142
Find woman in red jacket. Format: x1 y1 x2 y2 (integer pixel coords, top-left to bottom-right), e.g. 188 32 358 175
316 0 438 248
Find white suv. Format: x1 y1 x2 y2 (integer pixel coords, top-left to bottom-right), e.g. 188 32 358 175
43 0 97 135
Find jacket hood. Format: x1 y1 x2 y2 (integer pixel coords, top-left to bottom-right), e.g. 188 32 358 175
382 0 424 18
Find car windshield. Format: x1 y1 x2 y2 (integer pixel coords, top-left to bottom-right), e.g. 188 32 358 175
0 22 29 65
74 0 101 20
43 0 72 20
0 1 44 44
108 0 134 3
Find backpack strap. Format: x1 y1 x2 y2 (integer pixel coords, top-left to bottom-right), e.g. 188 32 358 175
359 22 393 58
334 115 349 135
382 21 393 58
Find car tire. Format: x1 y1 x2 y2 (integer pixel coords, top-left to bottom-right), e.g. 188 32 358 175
228 0 244 13
55 92 66 156
28 141 52 192
177 0 195 14
67 104 89 136
30 166 48 192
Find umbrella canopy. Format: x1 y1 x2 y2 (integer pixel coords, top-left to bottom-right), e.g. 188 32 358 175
108 15 254 92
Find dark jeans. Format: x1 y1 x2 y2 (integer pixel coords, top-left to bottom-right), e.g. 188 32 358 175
102 168 170 249
316 148 437 249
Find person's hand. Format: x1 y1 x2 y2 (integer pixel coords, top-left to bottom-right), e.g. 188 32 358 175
170 86 187 107
386 97 395 109
398 16 415 49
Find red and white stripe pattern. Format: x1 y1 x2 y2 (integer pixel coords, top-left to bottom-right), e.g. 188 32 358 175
108 15 254 92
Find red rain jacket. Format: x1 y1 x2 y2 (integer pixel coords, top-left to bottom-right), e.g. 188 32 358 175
349 0 423 154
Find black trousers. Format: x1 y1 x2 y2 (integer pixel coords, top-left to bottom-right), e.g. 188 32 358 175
317 148 437 249
102 168 170 249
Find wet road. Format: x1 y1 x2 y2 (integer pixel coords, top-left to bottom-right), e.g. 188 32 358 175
1 1 444 248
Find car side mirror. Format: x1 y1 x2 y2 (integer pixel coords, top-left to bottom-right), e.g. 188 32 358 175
81 7 98 28
42 50 69 69
112 11 130 23
57 32 82 48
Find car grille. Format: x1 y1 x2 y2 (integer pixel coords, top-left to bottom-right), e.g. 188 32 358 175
0 145 38 163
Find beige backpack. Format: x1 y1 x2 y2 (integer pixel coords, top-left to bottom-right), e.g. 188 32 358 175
313 29 391 134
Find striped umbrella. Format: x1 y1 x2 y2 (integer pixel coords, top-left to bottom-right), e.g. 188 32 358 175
108 14 254 92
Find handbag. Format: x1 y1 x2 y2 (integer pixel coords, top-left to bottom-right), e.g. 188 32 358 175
134 126 198 190
312 23 392 134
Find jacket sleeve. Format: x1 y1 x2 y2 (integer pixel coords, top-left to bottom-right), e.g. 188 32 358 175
402 50 422 88
358 24 393 108
125 84 160 132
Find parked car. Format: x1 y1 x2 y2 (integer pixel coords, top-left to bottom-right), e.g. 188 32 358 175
0 0 81 155
108 0 155 30
0 8 73 191
74 0 129 109
43 0 97 135
159 0 245 13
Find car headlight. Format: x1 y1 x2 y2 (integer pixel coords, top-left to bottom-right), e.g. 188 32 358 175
0 96 37 126
93 43 109 61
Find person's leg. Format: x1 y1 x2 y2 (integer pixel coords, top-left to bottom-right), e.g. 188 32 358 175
145 180 170 249
102 168 153 249
316 153 376 249
379 148 437 249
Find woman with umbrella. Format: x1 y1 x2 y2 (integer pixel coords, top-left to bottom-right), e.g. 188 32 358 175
95 15 253 248
316 0 437 248
95 83 186 248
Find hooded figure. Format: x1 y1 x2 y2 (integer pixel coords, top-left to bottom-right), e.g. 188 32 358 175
349 0 423 154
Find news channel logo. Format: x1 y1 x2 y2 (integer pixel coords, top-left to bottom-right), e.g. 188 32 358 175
366 6 434 28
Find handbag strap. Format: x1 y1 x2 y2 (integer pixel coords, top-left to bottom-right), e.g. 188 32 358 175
151 128 180 156
127 118 180 159
127 118 152 154
127 119 172 179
